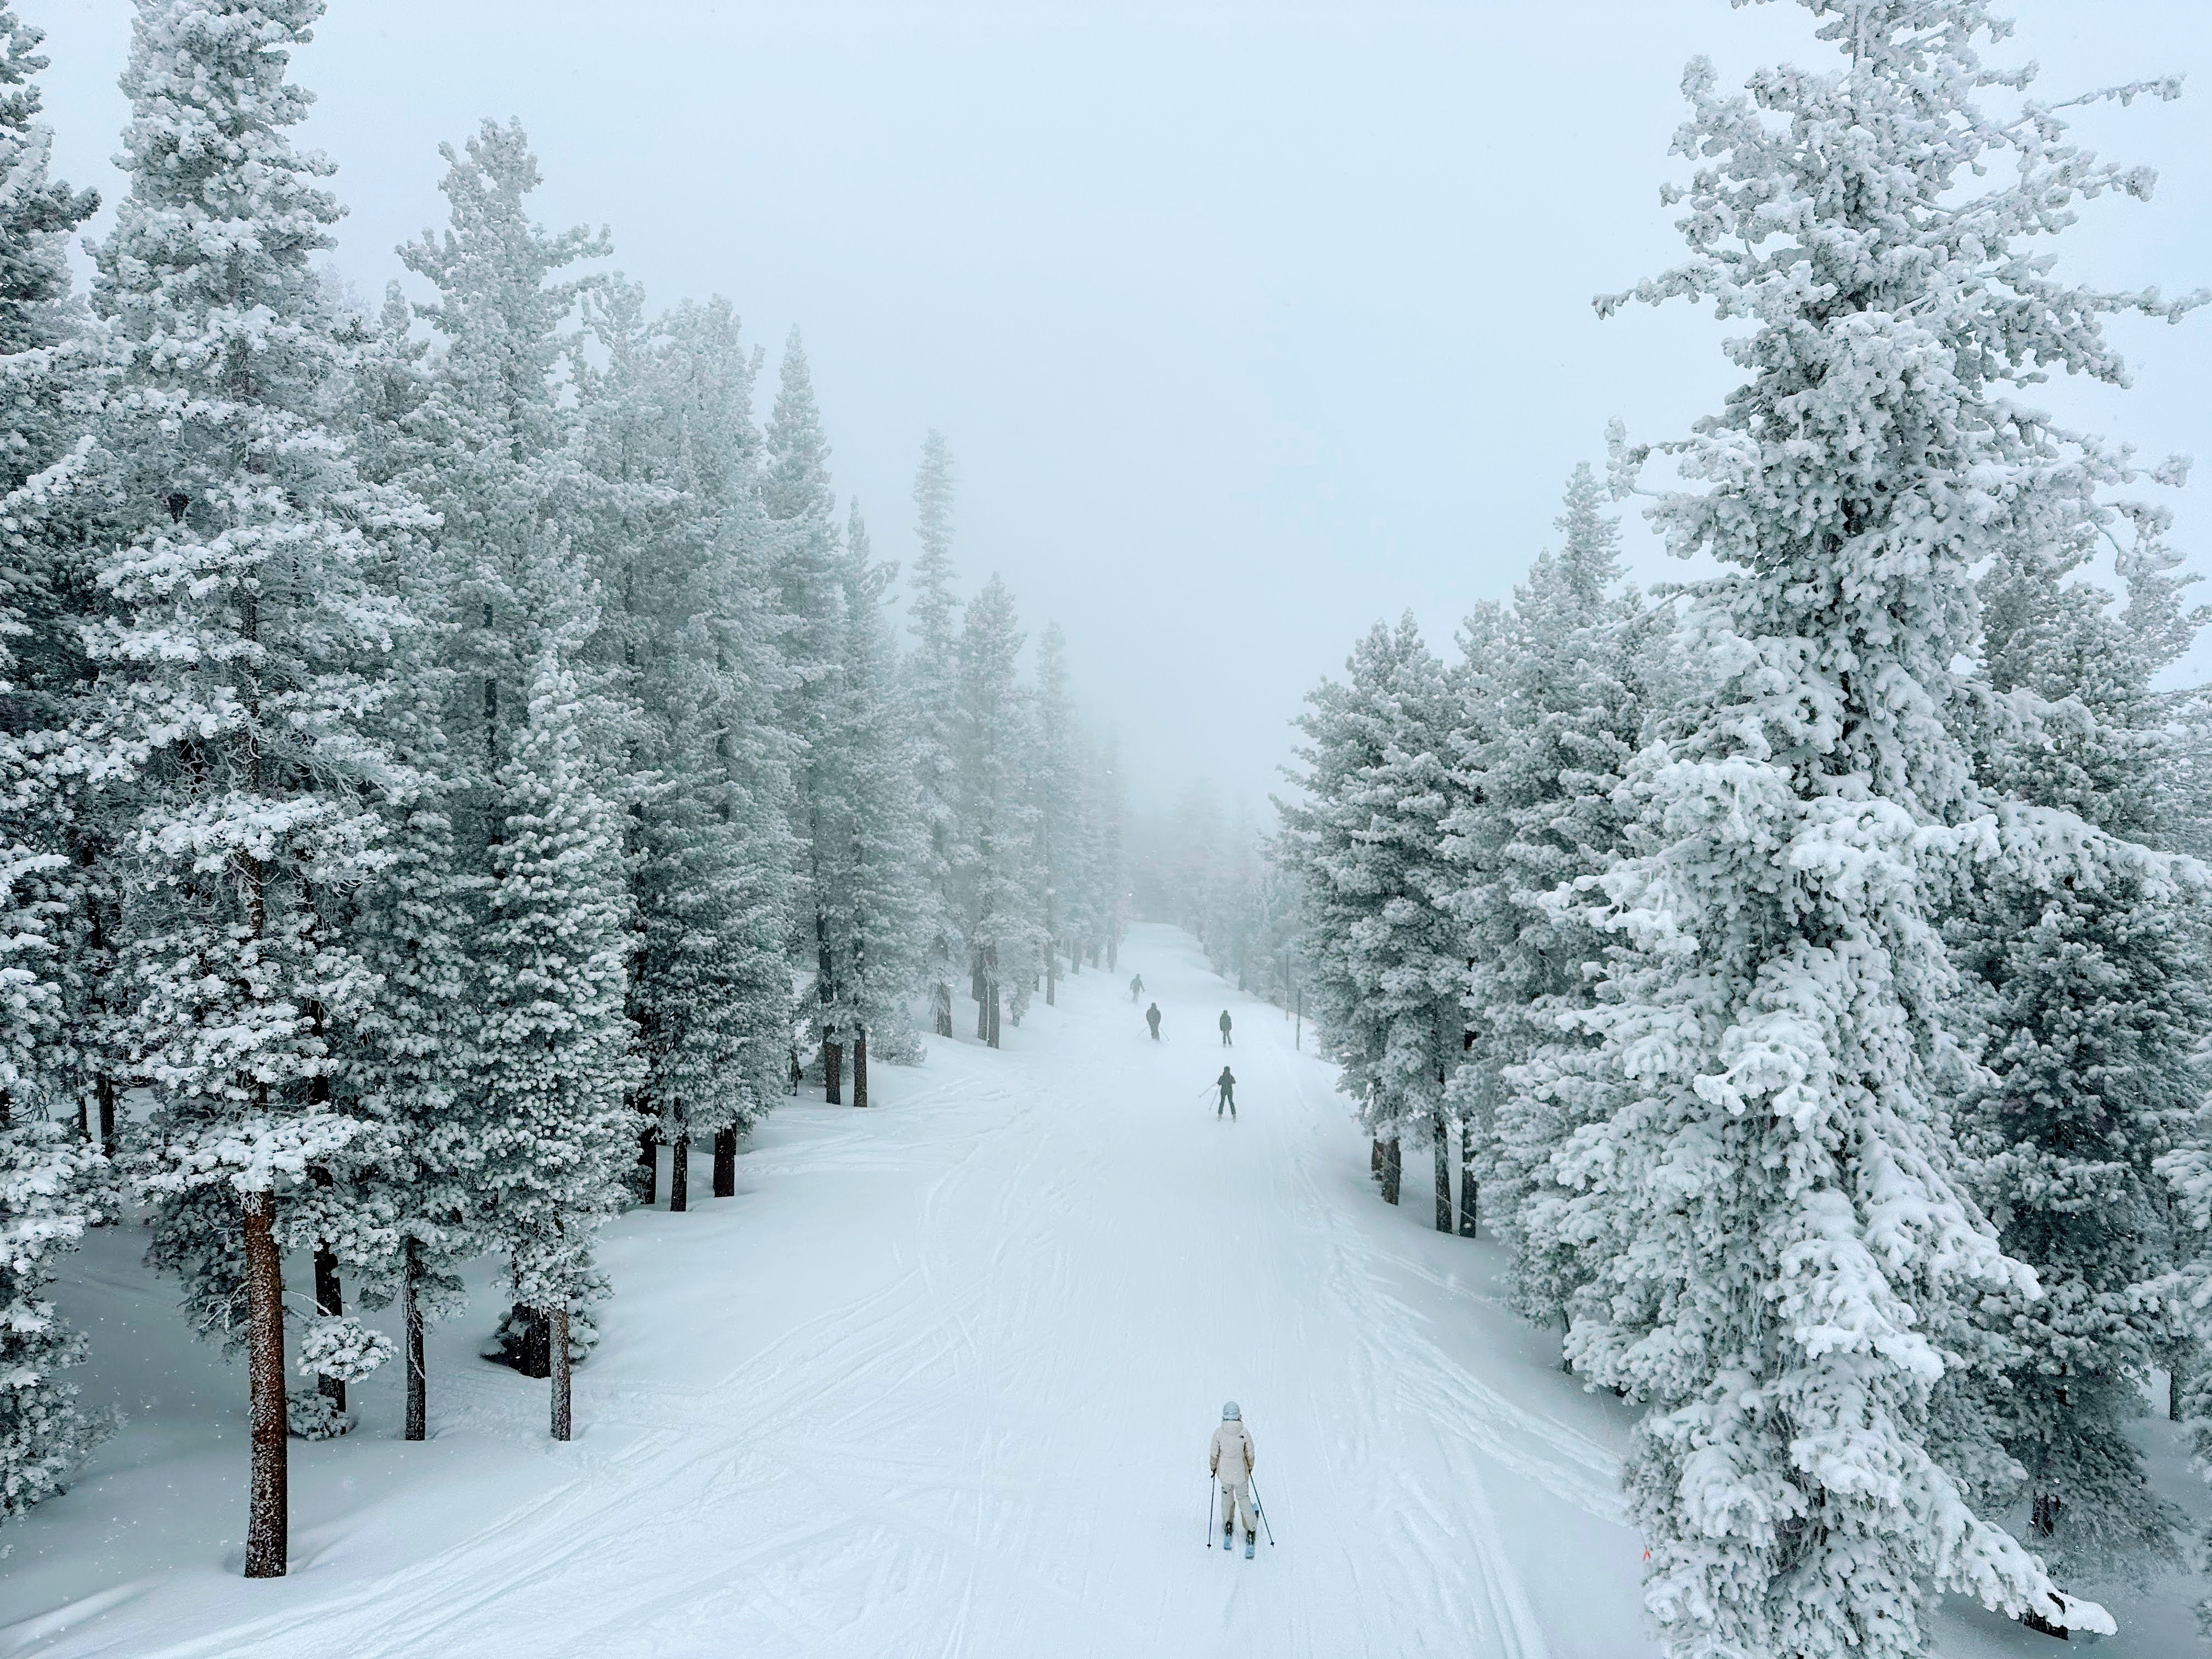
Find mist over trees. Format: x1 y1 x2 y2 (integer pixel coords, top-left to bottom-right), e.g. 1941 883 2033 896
0 0 1127 1577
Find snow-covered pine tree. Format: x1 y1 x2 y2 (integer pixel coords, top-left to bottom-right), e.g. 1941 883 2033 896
1955 532 2204 1578
761 332 854 1099
1031 623 1081 1005
1278 614 1468 1218
88 0 425 1577
907 430 966 1036
657 301 799 1192
0 2 112 1528
397 119 643 1354
579 281 792 1206
1550 2 2194 1646
815 502 930 1103
1447 465 1663 1327
473 653 636 1440
1098 727 1126 971
955 577 1041 1047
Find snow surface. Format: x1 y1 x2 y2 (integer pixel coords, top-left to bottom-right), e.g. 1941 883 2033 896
0 925 2201 1657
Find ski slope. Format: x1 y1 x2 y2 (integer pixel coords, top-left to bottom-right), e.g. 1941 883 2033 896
3 924 2200 1658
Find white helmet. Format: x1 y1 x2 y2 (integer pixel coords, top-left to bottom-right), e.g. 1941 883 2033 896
1222 1400 1240 1420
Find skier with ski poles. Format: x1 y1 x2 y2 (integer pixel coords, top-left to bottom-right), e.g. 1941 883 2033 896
1216 1066 1237 1119
1146 1001 1162 1041
1210 1402 1259 1554
1130 973 1144 1003
1218 1009 1233 1047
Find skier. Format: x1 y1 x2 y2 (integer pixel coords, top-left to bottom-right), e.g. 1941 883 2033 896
1218 1009 1233 1047
1146 1001 1163 1041
1210 1401 1258 1553
1216 1066 1236 1119
1130 973 1145 1003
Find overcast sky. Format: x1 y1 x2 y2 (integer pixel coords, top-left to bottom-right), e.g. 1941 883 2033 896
22 0 2212 816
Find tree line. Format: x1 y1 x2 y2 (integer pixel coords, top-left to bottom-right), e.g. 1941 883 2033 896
0 0 1126 1580
1278 1 2212 1652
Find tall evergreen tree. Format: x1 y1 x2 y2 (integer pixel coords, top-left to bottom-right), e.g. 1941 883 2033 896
1544 3 2190 1645
89 0 423 1577
815 503 929 1103
0 0 110 1529
1032 623 1081 1005
762 332 853 1097
473 654 636 1439
1449 466 1664 1326
1957 534 2203 1577
955 577 1040 1047
907 430 965 1036
1278 615 1468 1215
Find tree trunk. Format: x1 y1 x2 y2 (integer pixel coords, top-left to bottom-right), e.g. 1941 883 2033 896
1371 1137 1384 1182
243 1190 289 1578
96 1074 117 1160
313 1242 347 1413
507 1302 551 1379
403 1243 427 1442
1107 935 1117 972
975 979 990 1040
668 1128 690 1212
713 1126 737 1197
988 982 1002 1049
1380 1138 1401 1206
823 1039 843 1105
2032 1490 2060 1538
852 1029 868 1108
1434 1130 1453 1234
1458 1128 1479 1239
935 984 953 1037
549 1304 572 1442
636 1126 657 1206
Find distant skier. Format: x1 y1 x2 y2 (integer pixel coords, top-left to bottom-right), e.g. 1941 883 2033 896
1216 1066 1236 1119
1218 1009 1233 1047
1130 973 1145 1003
1210 1402 1257 1553
1146 1002 1162 1041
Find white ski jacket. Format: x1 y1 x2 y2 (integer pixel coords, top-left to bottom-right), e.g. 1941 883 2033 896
1209 1421 1255 1485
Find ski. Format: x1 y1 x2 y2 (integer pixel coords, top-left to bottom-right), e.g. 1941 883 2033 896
1245 1530 1256 1559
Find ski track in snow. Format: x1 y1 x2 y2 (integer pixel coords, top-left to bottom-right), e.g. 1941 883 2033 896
2 925 1657 1659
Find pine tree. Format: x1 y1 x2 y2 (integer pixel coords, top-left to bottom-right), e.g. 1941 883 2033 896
1032 624 1080 1005
0 2 112 1527
814 503 929 1103
907 430 965 1037
473 655 636 1440
1448 465 1663 1328
762 332 853 1098
955 577 1041 1048
1956 533 2203 1578
89 0 425 1577
1546 3 2191 1645
1278 615 1468 1216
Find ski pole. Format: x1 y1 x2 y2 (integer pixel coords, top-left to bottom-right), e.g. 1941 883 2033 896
1207 1478 1216 1547
1250 1475 1276 1546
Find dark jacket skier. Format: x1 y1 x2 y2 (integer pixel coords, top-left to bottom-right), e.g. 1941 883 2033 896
1218 1009 1233 1047
1146 1002 1162 1040
1217 1066 1236 1118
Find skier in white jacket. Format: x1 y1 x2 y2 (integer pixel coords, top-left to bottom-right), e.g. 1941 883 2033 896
1209 1401 1257 1549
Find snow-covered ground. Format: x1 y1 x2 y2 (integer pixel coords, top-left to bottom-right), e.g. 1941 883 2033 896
0 924 2202 1657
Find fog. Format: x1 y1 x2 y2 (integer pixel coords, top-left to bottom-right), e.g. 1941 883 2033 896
26 0 2212 816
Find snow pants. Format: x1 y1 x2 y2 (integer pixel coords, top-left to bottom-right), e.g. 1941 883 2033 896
1217 1090 1235 1118
1220 1480 1256 1536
